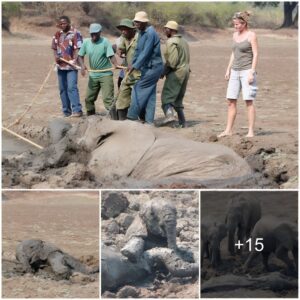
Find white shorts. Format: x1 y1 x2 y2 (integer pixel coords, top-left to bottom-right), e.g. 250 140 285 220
226 69 258 100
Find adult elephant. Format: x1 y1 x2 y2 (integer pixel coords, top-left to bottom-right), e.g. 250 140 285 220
243 216 298 275
11 116 253 189
225 194 261 255
72 117 253 187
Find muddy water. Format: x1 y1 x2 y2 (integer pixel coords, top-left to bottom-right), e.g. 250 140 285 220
2 132 37 156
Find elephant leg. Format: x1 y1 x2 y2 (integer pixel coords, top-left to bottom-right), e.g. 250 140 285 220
237 226 245 254
228 230 235 256
63 254 98 274
243 250 260 271
292 246 298 272
48 251 71 279
205 242 210 259
262 252 271 271
121 237 145 262
275 246 296 274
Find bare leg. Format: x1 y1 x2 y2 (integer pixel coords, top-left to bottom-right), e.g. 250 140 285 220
245 100 255 137
218 99 237 137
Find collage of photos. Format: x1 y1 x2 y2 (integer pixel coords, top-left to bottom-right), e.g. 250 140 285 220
1 1 299 299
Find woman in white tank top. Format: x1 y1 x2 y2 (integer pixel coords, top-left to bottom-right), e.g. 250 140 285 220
218 11 258 138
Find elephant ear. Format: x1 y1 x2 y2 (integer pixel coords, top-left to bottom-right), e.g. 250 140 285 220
273 223 294 250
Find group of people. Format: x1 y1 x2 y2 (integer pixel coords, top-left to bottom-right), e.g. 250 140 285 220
52 10 258 136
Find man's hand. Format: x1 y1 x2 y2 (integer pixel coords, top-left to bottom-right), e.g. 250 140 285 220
80 65 87 77
248 71 255 84
55 56 61 64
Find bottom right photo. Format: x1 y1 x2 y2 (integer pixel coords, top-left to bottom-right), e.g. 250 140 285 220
201 191 298 298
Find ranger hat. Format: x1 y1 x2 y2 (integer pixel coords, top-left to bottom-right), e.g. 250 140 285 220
133 11 149 23
89 23 102 34
164 21 179 31
117 19 135 29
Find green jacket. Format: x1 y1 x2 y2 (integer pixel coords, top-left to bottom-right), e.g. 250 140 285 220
118 32 139 67
164 34 190 79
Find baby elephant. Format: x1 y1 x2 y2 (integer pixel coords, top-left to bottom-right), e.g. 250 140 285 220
16 239 98 279
201 219 227 268
225 195 261 255
243 216 298 275
121 199 177 262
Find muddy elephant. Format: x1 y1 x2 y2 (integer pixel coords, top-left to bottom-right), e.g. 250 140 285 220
121 199 177 262
225 195 261 255
101 244 149 291
16 239 98 279
243 216 298 275
6 116 253 189
201 219 227 268
102 245 198 292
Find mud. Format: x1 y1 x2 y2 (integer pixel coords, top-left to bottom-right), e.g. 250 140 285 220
101 191 199 298
2 25 298 189
2 116 257 189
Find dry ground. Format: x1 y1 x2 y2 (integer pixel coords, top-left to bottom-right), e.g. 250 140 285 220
2 191 99 298
2 24 298 188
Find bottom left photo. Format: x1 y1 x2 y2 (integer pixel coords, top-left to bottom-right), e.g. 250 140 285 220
2 190 99 298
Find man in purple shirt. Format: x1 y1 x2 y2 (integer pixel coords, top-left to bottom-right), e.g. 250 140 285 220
52 16 83 117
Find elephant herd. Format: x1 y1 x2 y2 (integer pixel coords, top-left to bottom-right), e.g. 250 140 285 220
201 195 298 276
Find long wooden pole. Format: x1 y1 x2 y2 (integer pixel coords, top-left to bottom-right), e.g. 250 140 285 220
2 127 44 150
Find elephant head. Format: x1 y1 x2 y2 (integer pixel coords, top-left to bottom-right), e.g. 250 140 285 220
140 199 177 250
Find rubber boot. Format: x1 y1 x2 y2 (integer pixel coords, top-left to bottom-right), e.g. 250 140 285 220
109 106 118 120
117 108 128 121
87 109 95 116
177 109 187 128
162 104 175 124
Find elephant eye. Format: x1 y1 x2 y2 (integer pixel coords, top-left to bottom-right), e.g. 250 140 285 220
96 132 113 148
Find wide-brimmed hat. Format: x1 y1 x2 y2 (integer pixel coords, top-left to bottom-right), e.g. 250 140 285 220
164 20 179 31
89 23 102 34
117 19 135 29
133 11 149 23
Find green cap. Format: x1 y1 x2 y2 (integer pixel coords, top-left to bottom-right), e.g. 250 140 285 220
89 23 102 33
117 19 135 30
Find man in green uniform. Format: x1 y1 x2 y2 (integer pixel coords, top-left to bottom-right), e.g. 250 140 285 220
78 23 119 118
161 21 190 128
115 19 140 120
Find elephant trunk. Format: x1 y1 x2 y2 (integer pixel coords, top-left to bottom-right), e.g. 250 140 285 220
163 208 177 250
228 229 235 255
210 242 221 268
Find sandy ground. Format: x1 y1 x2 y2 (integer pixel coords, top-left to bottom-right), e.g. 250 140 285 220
2 191 99 298
201 191 298 298
1 26 298 189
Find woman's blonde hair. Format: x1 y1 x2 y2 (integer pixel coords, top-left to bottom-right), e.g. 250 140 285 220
233 11 251 24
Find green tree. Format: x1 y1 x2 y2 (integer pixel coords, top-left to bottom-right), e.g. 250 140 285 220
253 2 298 27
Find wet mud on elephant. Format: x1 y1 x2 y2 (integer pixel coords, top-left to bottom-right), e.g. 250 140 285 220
2 116 254 189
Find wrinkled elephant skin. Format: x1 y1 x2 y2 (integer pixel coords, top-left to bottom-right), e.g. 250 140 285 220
76 117 252 187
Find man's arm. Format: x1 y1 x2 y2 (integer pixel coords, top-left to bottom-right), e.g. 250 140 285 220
132 29 157 70
78 56 87 76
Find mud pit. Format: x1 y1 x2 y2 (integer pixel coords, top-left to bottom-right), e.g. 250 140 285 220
201 191 298 298
2 191 99 298
2 116 256 189
101 191 199 298
2 27 298 189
